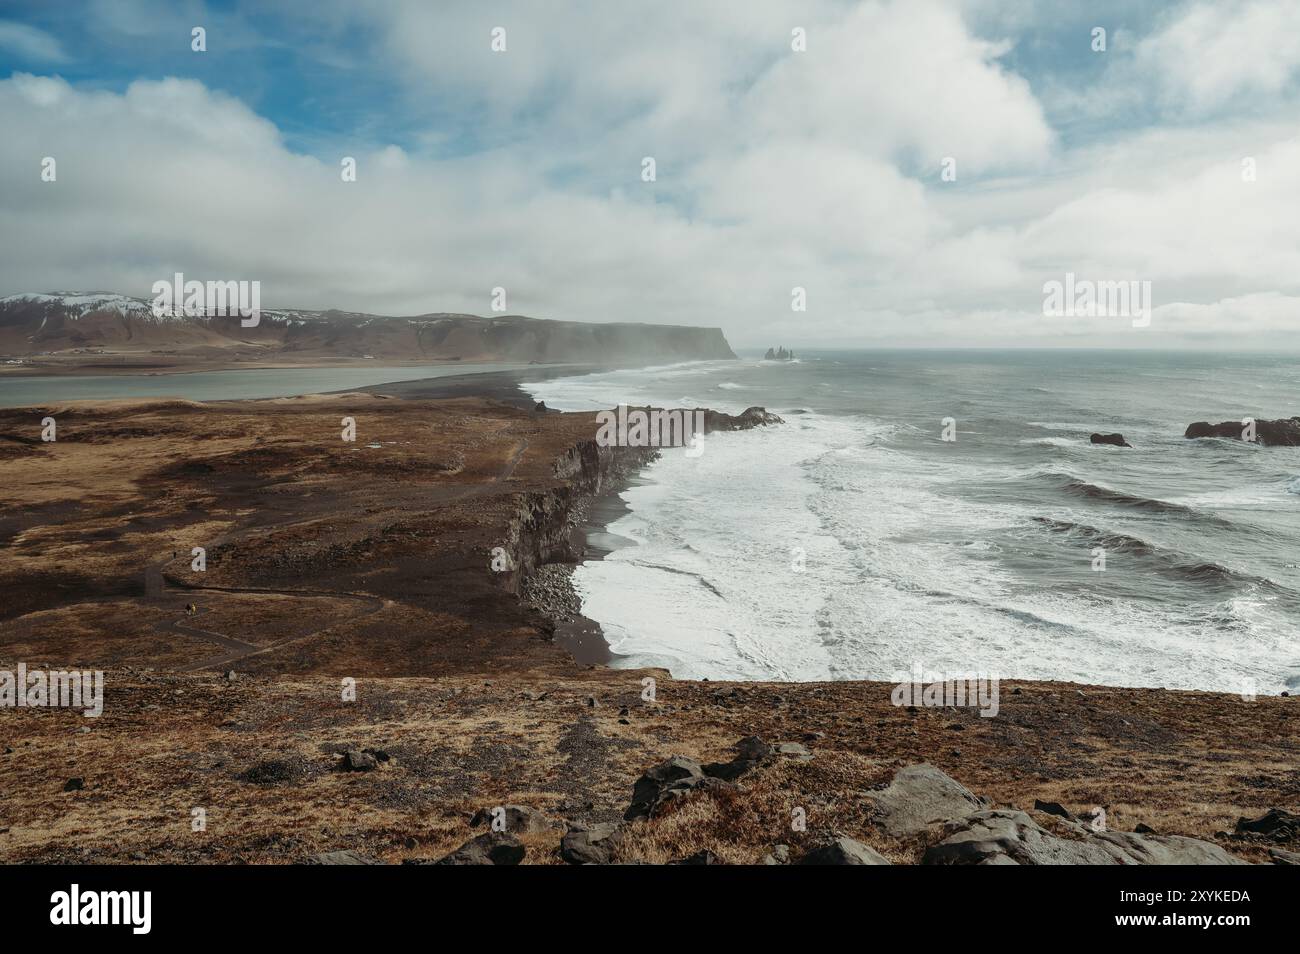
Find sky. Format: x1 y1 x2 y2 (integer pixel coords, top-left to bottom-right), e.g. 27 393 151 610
1 0 1299 349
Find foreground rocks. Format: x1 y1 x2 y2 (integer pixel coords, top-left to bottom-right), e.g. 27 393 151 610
798 836 890 865
561 823 623 865
863 763 985 837
420 832 525 866
1185 416 1300 446
922 808 1247 865
625 755 734 820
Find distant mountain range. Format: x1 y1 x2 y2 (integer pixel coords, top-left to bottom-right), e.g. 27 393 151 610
0 293 736 366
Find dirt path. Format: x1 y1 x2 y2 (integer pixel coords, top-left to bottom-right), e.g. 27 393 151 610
150 433 530 671
149 549 388 672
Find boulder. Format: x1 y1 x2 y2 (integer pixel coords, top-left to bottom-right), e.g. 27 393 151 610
431 832 525 866
339 749 378 772
625 755 707 820
702 735 772 781
923 809 1247 865
924 810 1123 865
864 764 985 837
560 823 623 865
1235 808 1300 841
1092 829 1248 864
469 805 560 834
1033 799 1074 820
1269 847 1300 865
1090 433 1132 448
1185 417 1300 446
799 836 891 865
762 844 791 865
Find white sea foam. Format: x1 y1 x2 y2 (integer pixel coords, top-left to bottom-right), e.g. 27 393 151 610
526 364 1300 693
1019 436 1078 447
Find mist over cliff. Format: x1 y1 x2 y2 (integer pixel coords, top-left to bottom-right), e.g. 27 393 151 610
0 293 736 366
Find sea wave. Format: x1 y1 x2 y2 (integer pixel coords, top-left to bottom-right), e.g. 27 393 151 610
1030 516 1288 594
1029 469 1199 515
1019 436 1079 447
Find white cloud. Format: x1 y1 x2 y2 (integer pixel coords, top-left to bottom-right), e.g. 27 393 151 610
1137 0 1300 115
2 0 1300 349
0 21 67 62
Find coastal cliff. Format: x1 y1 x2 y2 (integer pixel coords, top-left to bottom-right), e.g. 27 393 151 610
0 293 737 369
0 392 1293 866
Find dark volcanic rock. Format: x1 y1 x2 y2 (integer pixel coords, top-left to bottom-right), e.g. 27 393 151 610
1185 417 1300 446
1235 808 1300 841
1090 433 1132 448
799 836 891 865
701 406 784 432
560 823 623 865
702 735 773 781
1033 799 1075 820
63 777 84 792
430 832 525 866
625 755 707 820
340 749 378 772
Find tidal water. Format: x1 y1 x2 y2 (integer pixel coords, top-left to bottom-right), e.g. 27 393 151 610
526 350 1300 693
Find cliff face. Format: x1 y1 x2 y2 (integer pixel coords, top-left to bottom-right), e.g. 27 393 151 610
497 440 656 594
495 406 782 597
0 293 736 365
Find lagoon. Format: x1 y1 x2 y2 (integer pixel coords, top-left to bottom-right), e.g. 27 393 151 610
0 363 532 407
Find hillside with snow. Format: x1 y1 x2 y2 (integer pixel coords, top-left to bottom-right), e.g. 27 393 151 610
0 292 736 368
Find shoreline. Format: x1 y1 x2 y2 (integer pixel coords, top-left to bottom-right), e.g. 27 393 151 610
365 363 650 670
1 375 1296 864
539 473 649 667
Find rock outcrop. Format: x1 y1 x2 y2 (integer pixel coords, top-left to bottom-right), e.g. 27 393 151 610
1090 432 1132 448
922 808 1247 865
560 823 623 865
1185 417 1300 446
427 832 525 866
625 755 718 821
1234 808 1300 841
700 406 784 431
799 836 891 865
864 764 986 837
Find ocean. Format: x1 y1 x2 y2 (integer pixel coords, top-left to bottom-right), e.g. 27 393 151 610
524 350 1300 694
